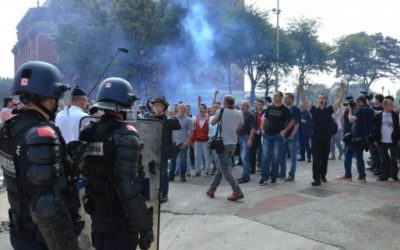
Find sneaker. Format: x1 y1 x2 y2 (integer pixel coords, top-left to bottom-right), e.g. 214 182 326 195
285 176 294 182
237 178 249 184
311 181 321 186
271 179 277 184
321 177 327 183
391 176 399 181
227 192 244 201
206 189 215 198
337 175 352 181
258 179 267 186
355 176 366 183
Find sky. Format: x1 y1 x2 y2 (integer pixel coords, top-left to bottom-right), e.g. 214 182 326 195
1 0 400 95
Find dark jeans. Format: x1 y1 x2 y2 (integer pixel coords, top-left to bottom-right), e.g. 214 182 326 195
10 229 47 250
378 143 398 178
300 131 311 160
169 143 188 179
311 136 330 182
261 134 284 181
161 158 169 196
249 133 262 172
370 145 381 170
344 146 366 178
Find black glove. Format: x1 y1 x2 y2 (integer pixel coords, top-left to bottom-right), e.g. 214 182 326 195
138 230 154 250
66 141 89 174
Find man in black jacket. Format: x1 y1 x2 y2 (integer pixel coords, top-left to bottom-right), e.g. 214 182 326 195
149 97 181 203
374 98 399 181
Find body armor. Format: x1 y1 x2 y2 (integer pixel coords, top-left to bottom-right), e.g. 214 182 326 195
80 115 152 233
0 109 79 250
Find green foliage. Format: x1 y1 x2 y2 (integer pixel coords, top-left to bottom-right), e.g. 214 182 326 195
287 17 331 84
333 32 400 91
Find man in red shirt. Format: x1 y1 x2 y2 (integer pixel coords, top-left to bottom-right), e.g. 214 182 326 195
249 99 265 174
192 102 211 176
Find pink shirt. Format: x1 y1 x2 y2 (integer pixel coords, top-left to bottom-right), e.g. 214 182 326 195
0 108 14 123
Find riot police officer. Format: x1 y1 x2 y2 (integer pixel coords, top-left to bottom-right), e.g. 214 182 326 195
80 77 154 250
0 61 81 250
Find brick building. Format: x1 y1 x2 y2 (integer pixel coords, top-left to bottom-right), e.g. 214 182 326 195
12 0 56 73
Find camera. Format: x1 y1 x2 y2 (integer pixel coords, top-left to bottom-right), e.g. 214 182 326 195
346 96 356 109
360 91 374 101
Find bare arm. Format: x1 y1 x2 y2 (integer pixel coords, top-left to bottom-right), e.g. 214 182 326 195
348 106 357 123
280 119 295 137
299 84 311 110
212 90 219 106
289 123 300 139
211 111 220 125
333 83 346 112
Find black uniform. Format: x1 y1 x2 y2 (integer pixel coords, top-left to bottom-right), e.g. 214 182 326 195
0 109 80 250
80 114 153 250
148 113 181 198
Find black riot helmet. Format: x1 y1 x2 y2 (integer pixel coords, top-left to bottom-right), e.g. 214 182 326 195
93 77 138 112
13 61 70 100
151 96 169 111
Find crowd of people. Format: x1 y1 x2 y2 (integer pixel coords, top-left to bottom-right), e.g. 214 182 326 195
133 83 400 203
1 61 400 250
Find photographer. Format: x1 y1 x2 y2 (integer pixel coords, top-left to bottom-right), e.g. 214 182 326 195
339 96 374 183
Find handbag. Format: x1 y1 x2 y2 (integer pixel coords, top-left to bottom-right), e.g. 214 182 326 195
208 108 225 153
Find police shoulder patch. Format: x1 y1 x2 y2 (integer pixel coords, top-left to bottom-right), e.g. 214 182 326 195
125 124 138 133
37 126 56 139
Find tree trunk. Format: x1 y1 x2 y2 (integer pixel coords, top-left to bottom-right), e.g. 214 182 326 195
250 79 256 105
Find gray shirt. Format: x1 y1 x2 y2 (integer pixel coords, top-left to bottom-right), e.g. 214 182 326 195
173 115 194 144
215 108 244 145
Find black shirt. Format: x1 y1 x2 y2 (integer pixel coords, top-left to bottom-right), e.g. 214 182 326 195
310 105 334 139
240 111 257 136
264 105 292 135
352 106 375 137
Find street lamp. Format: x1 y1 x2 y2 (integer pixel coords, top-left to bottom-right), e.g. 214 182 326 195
272 0 281 90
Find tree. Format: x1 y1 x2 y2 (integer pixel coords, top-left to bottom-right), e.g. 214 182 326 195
287 18 331 85
215 5 273 104
333 32 400 91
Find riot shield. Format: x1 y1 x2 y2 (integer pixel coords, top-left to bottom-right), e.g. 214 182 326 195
79 117 162 250
128 119 162 250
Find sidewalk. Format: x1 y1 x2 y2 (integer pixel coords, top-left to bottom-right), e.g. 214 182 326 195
0 158 399 250
160 158 400 250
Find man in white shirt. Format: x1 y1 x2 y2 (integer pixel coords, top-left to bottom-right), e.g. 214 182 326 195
57 86 89 143
55 104 71 142
208 95 244 201
56 86 90 249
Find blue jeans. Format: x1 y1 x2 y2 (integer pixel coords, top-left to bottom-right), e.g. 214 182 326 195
344 146 366 178
261 134 283 181
169 144 188 179
239 135 251 180
280 135 299 178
